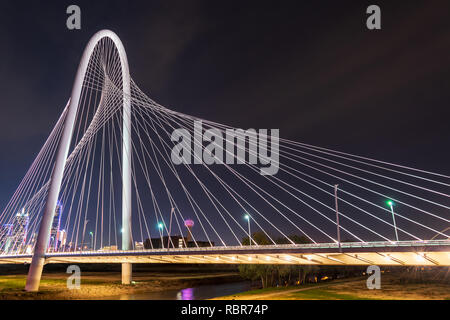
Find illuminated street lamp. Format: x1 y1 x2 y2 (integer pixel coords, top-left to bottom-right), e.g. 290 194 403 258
158 222 164 249
386 200 399 242
89 231 93 250
244 214 251 246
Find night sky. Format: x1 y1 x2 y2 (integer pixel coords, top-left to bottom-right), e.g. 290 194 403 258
0 1 449 244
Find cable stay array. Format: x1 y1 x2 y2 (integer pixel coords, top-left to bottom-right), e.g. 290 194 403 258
0 35 449 257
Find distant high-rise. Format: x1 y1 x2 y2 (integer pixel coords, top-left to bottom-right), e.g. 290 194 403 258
13 209 29 252
25 232 37 254
0 223 12 241
1 209 30 254
49 201 63 251
58 229 67 249
184 219 194 243
0 223 13 253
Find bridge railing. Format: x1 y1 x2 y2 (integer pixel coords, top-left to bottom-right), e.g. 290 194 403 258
44 239 450 257
1 239 449 259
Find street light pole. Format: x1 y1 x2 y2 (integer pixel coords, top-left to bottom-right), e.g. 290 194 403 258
387 201 399 241
244 214 251 246
89 232 93 251
334 184 342 252
82 220 89 250
167 208 174 250
158 222 164 249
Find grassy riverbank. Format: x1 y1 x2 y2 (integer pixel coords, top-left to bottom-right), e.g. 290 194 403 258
0 272 242 299
214 274 450 300
0 263 242 300
1 264 448 300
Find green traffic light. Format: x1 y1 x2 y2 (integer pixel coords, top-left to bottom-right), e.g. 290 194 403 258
387 200 393 206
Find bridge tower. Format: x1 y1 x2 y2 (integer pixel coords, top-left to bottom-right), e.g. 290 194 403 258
25 30 132 291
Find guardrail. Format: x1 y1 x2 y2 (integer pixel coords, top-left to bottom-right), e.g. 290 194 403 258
0 240 450 259
1 239 449 259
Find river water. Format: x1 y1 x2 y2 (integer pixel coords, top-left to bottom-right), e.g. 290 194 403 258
99 281 252 300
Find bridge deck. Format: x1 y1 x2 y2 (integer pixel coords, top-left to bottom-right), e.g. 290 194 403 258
1 240 449 266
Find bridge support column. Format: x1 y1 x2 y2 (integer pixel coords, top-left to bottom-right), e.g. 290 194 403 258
25 30 132 292
26 97 76 292
122 263 132 284
25 254 46 291
121 41 132 284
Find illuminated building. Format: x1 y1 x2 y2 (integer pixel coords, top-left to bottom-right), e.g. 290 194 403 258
49 201 63 251
184 219 194 243
144 235 213 249
134 241 144 250
58 229 67 248
13 209 29 253
0 210 29 254
0 223 13 253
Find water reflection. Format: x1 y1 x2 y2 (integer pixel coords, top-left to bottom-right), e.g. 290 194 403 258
175 281 251 300
100 281 252 300
177 287 194 300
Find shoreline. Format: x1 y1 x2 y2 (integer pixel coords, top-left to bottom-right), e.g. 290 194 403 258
213 274 450 300
0 271 243 300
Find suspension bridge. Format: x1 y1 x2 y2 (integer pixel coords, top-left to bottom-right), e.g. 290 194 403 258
0 30 448 292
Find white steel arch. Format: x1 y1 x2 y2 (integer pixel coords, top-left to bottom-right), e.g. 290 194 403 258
25 30 132 291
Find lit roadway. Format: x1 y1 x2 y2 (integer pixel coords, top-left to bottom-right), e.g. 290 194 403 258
1 240 449 266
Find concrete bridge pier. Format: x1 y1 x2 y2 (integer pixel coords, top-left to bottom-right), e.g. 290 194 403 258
122 263 132 284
